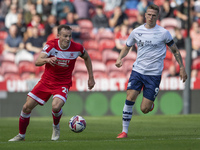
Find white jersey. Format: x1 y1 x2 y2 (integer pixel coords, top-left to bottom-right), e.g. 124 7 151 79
126 24 173 75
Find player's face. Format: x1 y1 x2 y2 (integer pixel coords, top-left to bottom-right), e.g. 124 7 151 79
58 28 72 49
145 9 158 28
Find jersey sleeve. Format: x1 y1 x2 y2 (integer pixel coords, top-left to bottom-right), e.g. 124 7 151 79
42 41 54 56
126 30 136 47
79 44 85 57
164 30 174 47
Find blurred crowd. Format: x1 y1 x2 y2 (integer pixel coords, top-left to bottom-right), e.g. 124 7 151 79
0 0 200 81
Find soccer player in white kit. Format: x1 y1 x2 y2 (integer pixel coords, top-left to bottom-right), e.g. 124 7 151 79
115 4 187 138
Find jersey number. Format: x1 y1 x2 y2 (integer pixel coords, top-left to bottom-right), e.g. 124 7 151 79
62 87 68 93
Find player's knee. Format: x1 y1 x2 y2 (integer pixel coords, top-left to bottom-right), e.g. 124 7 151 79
140 106 150 114
52 104 61 112
22 104 32 113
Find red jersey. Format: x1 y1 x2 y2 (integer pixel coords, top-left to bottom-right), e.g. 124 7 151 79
40 39 85 87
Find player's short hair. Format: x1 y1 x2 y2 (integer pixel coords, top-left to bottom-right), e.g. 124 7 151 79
58 25 72 34
147 4 159 14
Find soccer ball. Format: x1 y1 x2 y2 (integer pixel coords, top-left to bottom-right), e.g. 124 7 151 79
69 115 86 133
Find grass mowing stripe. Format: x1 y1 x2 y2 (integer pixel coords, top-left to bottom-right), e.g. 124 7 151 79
0 115 200 150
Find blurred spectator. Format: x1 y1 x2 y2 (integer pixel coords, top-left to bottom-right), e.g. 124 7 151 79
194 0 200 20
15 13 27 40
3 24 24 54
167 65 179 77
36 0 52 22
173 27 185 49
92 5 110 34
47 26 58 42
0 0 11 22
125 0 139 10
25 27 46 55
137 0 153 14
56 0 76 21
131 13 145 29
73 0 95 19
190 21 200 50
176 0 195 29
45 15 57 38
27 13 45 37
109 6 128 31
159 0 175 21
23 2 37 25
103 0 126 12
5 4 18 29
113 24 129 53
191 69 198 78
66 12 82 43
190 21 200 59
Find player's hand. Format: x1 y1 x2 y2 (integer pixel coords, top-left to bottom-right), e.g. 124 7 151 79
179 67 187 83
48 56 57 66
115 59 122 68
88 78 95 90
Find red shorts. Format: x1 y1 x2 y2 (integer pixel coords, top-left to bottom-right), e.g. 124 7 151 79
28 81 70 105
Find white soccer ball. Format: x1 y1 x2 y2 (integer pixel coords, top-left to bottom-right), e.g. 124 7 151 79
69 115 86 133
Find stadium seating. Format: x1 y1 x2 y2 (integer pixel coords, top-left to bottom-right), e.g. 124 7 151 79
102 50 119 65
83 40 99 50
1 62 19 75
87 49 102 61
98 39 116 51
18 61 36 75
92 60 107 72
192 57 200 70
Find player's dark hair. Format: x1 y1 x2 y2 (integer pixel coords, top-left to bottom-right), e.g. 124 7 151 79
57 25 72 34
147 4 159 14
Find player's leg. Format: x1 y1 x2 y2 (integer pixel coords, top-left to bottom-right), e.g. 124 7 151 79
8 97 38 141
117 89 140 138
51 97 65 141
117 70 143 138
140 74 161 114
140 97 154 114
51 86 69 141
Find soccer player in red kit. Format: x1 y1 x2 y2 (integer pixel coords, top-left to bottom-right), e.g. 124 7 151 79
9 25 95 141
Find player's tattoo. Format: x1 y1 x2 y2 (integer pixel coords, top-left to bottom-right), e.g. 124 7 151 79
170 44 184 68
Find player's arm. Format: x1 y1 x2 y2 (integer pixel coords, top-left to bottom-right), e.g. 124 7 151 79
115 45 131 68
80 51 95 90
35 52 57 66
169 43 187 82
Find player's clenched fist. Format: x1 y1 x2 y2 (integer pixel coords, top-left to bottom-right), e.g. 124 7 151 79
115 59 123 68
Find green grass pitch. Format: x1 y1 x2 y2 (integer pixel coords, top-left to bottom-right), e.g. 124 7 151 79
0 115 200 150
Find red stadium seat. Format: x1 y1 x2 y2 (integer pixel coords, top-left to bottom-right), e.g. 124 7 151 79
0 40 4 54
74 60 87 73
1 62 19 75
93 71 108 79
87 50 102 61
83 40 99 50
123 60 134 74
92 61 107 72
106 62 123 74
192 57 200 70
99 39 116 51
124 51 137 61
73 72 88 79
163 59 174 70
4 73 20 80
108 71 126 78
160 18 181 29
77 19 93 30
18 61 36 75
0 31 8 39
165 49 173 60
125 9 138 17
102 50 119 65
1 53 15 63
154 0 165 6
97 30 115 41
